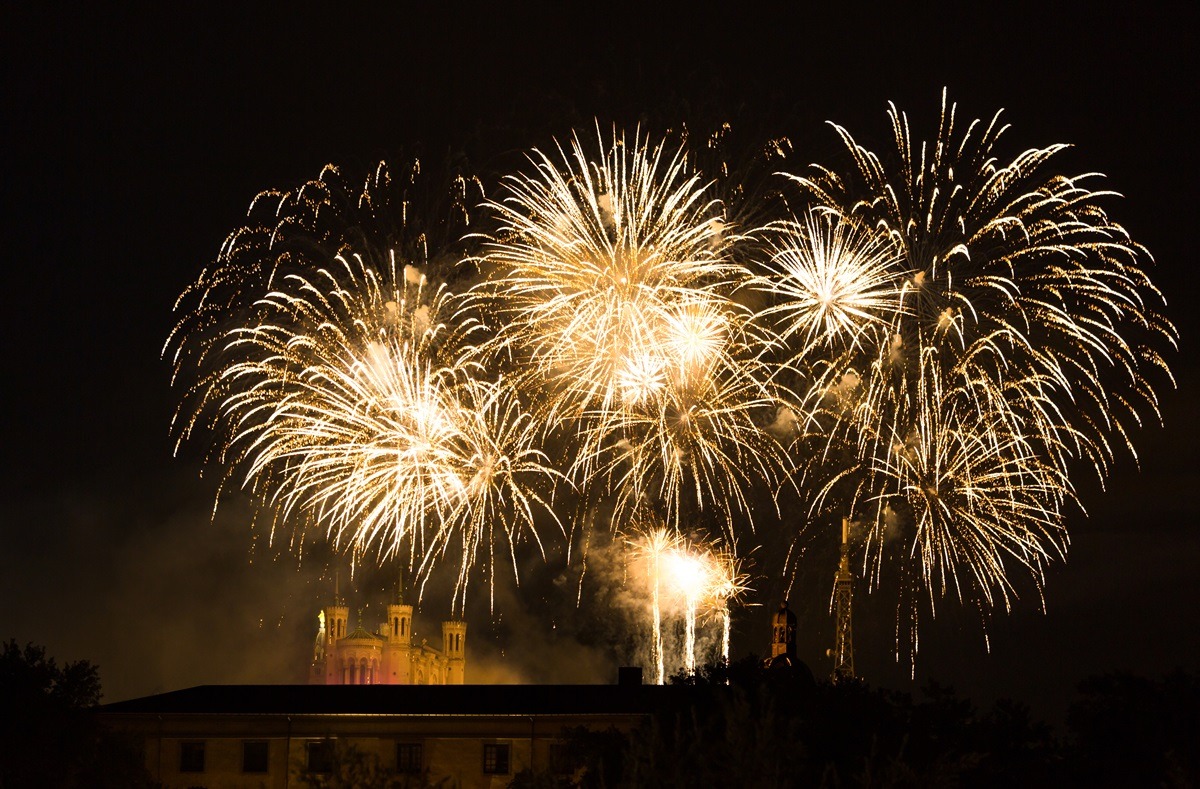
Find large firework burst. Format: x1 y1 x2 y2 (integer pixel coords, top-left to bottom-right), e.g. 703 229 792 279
761 93 1175 651
165 156 481 443
198 251 561 609
168 106 1175 661
476 127 786 530
785 91 1175 475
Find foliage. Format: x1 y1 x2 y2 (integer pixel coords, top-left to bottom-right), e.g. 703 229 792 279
0 639 156 788
1066 670 1200 787
293 738 453 789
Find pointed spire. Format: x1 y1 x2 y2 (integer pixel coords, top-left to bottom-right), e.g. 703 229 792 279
395 566 405 605
335 570 343 606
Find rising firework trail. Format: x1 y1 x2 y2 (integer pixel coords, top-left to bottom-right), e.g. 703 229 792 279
706 547 751 664
665 547 710 675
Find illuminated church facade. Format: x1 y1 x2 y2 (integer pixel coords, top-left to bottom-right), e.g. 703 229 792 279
309 591 466 685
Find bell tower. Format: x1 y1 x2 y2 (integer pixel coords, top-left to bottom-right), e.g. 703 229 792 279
384 575 413 684
324 572 349 684
441 620 467 684
768 600 797 666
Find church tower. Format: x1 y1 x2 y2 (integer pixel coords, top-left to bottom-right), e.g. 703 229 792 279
768 600 797 667
441 621 467 684
308 571 466 686
384 580 414 684
323 574 349 685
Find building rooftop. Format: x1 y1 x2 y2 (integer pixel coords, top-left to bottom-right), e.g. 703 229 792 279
100 683 689 717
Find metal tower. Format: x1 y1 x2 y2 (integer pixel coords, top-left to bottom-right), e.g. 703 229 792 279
832 517 855 681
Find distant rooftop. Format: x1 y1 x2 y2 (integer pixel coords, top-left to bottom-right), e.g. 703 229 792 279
100 683 691 717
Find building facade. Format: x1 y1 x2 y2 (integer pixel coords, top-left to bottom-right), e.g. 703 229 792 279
99 683 660 789
309 593 466 685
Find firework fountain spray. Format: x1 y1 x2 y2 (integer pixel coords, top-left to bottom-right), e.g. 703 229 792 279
628 526 681 685
664 545 713 675
707 548 750 664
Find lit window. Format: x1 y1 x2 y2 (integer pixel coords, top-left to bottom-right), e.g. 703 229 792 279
483 743 511 775
179 741 205 773
307 740 334 774
396 742 422 773
242 740 269 773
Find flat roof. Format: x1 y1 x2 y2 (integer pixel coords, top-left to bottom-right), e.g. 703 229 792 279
100 684 689 717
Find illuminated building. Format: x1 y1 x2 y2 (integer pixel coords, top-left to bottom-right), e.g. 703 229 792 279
98 680 659 788
309 584 466 685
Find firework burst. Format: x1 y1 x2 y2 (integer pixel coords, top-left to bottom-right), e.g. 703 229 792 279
476 126 786 531
784 91 1175 475
206 252 561 609
765 92 1174 656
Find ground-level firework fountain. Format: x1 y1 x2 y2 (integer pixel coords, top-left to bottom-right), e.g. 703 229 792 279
627 528 749 683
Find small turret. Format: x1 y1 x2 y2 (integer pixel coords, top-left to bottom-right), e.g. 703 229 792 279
382 572 414 683
323 573 350 684
769 600 798 667
441 620 467 684
386 578 413 645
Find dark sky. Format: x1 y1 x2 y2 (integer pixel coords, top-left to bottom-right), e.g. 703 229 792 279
3 5 1196 721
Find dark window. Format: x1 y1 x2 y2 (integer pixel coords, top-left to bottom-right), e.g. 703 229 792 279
396 742 422 773
179 740 205 773
242 740 269 773
483 743 510 774
307 740 334 774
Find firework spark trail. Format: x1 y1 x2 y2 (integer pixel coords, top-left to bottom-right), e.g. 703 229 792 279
476 126 787 533
168 110 1174 661
209 252 561 610
705 547 751 664
627 526 681 684
762 93 1174 655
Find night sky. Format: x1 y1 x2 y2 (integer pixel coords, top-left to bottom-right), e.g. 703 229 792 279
3 5 1196 723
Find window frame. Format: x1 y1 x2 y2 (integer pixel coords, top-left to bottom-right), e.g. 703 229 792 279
179 740 206 773
395 741 423 773
306 740 335 774
482 742 511 775
242 739 270 774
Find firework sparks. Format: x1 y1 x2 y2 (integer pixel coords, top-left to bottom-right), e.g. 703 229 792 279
627 525 681 684
705 547 751 664
767 92 1174 655
664 547 711 674
751 209 905 360
476 126 786 532
168 108 1174 664
204 252 562 610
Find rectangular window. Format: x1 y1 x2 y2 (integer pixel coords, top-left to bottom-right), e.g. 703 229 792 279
306 740 334 774
242 740 269 773
179 740 206 773
395 742 423 773
482 743 511 775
